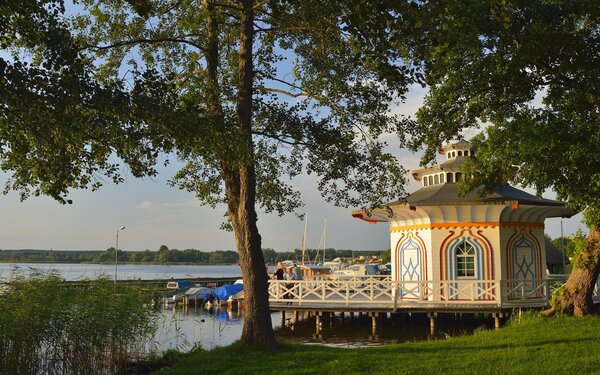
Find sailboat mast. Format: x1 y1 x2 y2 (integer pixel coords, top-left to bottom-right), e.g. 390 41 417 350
301 213 308 265
323 216 327 263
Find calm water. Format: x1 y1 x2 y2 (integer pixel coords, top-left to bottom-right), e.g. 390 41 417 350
0 263 242 281
0 263 494 351
159 306 494 351
155 306 282 351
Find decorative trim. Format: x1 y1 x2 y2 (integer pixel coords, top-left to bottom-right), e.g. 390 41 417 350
394 232 428 299
506 229 544 299
439 229 494 300
390 221 544 233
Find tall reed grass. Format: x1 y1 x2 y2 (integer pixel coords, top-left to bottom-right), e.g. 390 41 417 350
0 271 157 374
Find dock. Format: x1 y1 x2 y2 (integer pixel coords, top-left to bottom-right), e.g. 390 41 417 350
64 276 240 290
267 276 600 337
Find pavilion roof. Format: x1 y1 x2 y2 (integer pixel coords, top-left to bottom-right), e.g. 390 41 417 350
402 183 565 207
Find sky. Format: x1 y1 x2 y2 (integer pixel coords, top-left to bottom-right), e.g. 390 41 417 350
0 80 585 252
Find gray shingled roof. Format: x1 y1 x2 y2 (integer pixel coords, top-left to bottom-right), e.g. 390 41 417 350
399 183 565 207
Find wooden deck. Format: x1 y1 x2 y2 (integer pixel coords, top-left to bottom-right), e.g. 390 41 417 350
267 277 567 313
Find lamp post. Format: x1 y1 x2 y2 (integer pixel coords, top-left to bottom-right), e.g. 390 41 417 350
115 226 125 285
560 219 567 274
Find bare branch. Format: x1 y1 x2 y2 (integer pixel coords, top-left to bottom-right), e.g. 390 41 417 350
252 130 308 146
84 37 205 53
256 86 307 98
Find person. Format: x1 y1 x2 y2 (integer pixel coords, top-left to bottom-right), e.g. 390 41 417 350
273 262 284 280
284 266 296 301
293 265 303 280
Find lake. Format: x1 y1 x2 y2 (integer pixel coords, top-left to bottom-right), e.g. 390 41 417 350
0 262 242 281
0 263 494 351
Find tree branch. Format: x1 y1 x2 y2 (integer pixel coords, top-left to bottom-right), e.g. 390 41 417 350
252 130 308 146
256 86 308 98
84 37 205 53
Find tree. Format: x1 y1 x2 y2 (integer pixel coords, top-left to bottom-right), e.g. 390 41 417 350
2 0 419 348
0 1 159 203
552 229 587 260
261 248 277 265
389 1 599 315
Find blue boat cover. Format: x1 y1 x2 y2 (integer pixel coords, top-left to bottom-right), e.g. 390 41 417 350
176 280 194 289
206 283 244 300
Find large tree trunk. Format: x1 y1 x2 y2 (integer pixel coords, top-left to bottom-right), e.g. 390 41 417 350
202 0 277 349
224 0 277 349
224 166 277 349
546 225 600 316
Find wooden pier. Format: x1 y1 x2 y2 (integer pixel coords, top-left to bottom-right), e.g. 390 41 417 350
64 276 239 290
267 276 599 336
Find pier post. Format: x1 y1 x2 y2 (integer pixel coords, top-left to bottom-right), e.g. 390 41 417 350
293 310 299 325
371 313 377 335
369 312 379 341
428 313 437 336
280 310 286 327
349 311 354 320
313 312 323 339
494 313 502 330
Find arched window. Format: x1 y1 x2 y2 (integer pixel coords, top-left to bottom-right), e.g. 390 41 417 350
440 173 445 183
456 242 476 277
423 178 428 187
428 176 433 185
456 172 462 181
446 173 454 183
434 174 439 184
464 150 469 156
457 150 463 156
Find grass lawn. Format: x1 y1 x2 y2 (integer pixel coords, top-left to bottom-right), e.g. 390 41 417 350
154 315 600 375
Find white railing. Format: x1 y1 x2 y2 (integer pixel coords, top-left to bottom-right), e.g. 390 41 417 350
268 278 564 308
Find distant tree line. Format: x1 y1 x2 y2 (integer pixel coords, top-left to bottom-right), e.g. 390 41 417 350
0 245 238 265
0 246 386 265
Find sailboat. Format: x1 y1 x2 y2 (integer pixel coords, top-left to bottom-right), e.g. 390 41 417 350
298 214 331 278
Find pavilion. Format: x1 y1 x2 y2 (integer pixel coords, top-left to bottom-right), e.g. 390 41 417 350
352 140 575 306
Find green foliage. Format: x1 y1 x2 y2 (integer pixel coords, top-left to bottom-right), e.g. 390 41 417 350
0 272 156 374
552 229 588 259
382 248 391 264
0 0 160 203
549 284 566 311
388 1 600 221
156 316 600 375
61 0 419 212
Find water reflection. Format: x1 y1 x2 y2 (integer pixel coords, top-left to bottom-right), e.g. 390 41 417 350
276 312 494 347
152 305 281 352
153 306 495 352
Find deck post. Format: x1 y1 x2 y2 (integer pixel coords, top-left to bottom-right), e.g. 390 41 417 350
293 310 299 325
280 310 286 327
371 313 378 334
313 312 323 339
369 312 379 341
494 313 502 330
428 312 437 336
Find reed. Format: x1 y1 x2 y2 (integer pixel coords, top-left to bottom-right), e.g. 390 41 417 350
0 271 157 374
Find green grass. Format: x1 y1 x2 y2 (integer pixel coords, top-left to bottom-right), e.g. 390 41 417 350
155 315 600 375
